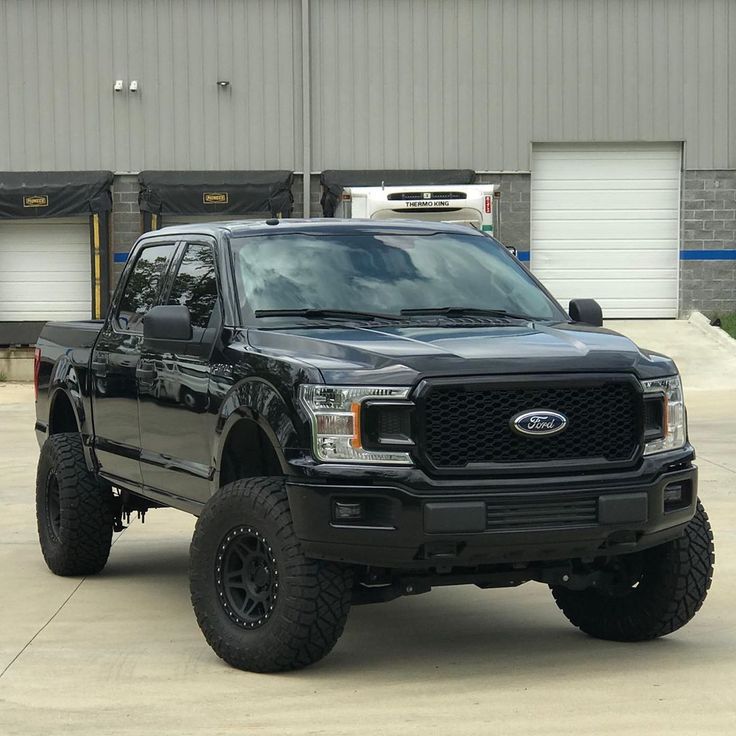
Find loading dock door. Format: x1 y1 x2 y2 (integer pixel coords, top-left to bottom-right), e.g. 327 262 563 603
531 143 681 318
0 170 113 345
0 218 91 323
138 170 295 232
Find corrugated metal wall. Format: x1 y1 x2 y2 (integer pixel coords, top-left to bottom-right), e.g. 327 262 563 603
0 0 733 173
0 0 302 171
311 0 736 171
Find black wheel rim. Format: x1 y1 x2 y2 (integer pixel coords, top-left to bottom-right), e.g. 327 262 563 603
216 526 278 629
46 473 62 540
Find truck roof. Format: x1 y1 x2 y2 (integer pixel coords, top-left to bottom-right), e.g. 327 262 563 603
138 217 490 240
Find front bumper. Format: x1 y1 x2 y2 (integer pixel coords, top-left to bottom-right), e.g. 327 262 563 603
286 462 697 569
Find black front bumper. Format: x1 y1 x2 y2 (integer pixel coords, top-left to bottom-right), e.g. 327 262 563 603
286 460 697 569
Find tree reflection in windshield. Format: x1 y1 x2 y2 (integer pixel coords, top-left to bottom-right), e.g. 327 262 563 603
231 232 564 323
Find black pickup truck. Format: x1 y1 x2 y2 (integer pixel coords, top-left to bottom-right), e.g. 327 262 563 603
34 219 714 672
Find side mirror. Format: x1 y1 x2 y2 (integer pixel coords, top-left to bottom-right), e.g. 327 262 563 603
505 245 518 257
143 305 192 341
569 298 603 327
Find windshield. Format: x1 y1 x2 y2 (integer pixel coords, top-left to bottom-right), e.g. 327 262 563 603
230 231 566 323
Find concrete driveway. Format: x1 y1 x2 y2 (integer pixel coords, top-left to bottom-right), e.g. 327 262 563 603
1 319 734 735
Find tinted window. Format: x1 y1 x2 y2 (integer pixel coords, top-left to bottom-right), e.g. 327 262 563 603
167 243 218 329
116 244 176 332
231 232 564 322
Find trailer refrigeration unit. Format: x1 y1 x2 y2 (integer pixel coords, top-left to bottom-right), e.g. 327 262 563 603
332 184 497 232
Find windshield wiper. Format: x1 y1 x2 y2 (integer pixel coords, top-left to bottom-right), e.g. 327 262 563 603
400 307 535 320
254 308 403 321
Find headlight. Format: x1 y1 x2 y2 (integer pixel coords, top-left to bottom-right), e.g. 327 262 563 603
642 375 687 455
299 385 412 464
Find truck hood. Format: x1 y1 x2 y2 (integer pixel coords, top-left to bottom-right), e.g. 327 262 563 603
247 321 677 385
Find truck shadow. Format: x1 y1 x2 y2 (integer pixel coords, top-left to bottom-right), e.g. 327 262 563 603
101 540 706 682
303 587 702 681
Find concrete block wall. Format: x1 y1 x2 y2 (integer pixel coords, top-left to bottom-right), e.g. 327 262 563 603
476 173 531 253
292 174 322 218
680 170 736 316
110 175 142 294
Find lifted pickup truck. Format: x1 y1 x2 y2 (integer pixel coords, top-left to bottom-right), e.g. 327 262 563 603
34 219 714 672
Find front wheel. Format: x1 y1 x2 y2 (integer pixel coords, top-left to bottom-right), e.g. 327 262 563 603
552 501 715 641
189 477 353 672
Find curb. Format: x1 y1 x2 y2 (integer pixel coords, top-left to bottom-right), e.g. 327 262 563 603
688 311 736 352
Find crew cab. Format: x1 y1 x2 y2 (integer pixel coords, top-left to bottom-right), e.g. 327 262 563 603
34 219 714 672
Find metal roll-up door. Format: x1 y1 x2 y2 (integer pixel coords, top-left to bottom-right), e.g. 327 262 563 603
0 217 91 323
531 143 682 318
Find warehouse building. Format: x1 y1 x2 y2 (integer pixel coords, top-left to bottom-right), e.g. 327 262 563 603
0 0 734 370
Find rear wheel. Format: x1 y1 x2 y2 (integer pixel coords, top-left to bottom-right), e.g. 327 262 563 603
190 477 353 672
552 502 714 641
36 433 114 576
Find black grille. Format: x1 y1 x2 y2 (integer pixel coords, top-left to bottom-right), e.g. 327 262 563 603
421 378 641 469
386 191 467 200
486 495 598 530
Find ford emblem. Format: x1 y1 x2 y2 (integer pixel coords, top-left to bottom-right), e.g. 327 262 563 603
511 409 568 436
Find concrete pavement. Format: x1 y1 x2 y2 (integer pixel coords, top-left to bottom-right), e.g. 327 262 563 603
0 320 734 735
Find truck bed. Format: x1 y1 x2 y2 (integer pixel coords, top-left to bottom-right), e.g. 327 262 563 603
39 320 104 350
35 320 105 442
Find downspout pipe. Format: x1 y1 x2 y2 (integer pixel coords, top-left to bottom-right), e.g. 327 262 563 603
301 0 311 217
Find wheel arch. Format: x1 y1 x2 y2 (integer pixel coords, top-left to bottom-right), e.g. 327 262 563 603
47 354 92 438
48 388 82 435
213 378 302 489
217 416 285 488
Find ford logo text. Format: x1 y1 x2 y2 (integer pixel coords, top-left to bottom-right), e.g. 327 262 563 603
511 409 568 436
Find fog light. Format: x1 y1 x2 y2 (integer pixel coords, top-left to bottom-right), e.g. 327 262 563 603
664 485 682 504
663 482 692 512
333 501 363 522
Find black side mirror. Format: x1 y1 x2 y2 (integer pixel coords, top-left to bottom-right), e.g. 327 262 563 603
505 245 518 257
569 298 603 327
143 305 192 341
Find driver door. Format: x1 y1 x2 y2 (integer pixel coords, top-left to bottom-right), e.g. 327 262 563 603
91 241 178 488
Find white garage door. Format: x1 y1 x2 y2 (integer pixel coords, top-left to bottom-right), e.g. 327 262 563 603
531 143 681 318
0 218 91 321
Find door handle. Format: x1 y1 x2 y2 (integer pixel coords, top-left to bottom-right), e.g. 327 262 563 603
136 362 156 381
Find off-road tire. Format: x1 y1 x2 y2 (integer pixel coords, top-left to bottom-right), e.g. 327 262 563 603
190 477 353 672
36 433 114 576
552 501 714 641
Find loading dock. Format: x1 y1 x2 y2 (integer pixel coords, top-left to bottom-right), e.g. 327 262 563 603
138 171 295 231
0 171 113 346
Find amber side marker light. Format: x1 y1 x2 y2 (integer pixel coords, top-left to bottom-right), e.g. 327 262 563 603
350 402 363 449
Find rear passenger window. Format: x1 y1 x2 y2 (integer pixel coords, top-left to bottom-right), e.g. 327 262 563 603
116 244 176 332
167 243 218 329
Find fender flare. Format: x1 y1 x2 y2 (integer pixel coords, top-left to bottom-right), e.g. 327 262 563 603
48 355 90 437
213 377 302 488
47 358 96 472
